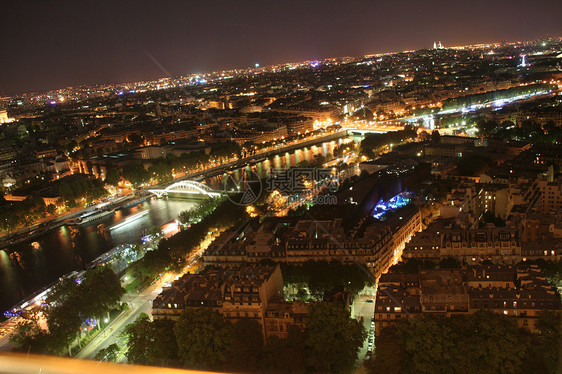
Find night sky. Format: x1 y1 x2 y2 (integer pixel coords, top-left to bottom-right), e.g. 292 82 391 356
1 0 561 95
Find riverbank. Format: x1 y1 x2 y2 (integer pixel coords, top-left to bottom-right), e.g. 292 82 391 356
177 129 348 182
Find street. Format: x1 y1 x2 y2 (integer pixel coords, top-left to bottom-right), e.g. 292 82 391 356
352 294 376 364
75 282 163 361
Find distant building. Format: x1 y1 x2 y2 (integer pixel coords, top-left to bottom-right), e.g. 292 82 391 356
0 110 13 124
286 119 314 136
537 175 562 214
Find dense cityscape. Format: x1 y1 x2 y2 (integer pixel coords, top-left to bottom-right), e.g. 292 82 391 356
1 5 562 373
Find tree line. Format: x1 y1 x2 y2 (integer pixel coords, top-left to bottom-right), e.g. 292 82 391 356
0 196 55 235
359 128 418 159
125 302 365 373
127 198 248 284
0 177 108 235
476 118 562 143
10 267 125 356
122 141 241 186
178 197 224 224
58 178 109 206
366 310 560 374
441 83 557 112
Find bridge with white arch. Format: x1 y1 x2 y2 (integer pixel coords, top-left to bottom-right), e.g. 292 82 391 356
148 180 223 198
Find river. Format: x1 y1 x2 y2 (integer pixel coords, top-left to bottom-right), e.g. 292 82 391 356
0 135 356 313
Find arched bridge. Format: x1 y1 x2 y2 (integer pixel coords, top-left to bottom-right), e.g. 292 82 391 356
148 180 222 198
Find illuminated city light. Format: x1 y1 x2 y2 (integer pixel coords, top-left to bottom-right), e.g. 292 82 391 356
372 192 413 220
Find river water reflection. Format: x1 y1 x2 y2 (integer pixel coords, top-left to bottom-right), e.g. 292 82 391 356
0 198 198 313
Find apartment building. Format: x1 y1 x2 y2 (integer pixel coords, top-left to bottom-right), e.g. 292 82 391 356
374 265 560 334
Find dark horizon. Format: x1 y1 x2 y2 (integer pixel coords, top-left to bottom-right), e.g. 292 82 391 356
1 0 561 96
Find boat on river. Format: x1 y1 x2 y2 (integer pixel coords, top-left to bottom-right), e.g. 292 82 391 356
67 209 115 225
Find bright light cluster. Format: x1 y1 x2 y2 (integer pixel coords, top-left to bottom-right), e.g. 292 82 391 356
372 192 412 220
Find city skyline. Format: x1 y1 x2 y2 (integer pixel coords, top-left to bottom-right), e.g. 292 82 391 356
0 36 559 101
0 3 560 370
2 0 562 95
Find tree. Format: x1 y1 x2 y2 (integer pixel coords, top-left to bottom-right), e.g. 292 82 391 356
431 130 441 143
359 129 417 159
70 181 84 198
80 267 125 324
124 314 152 364
105 168 121 186
128 248 172 284
462 311 531 374
365 326 404 374
123 161 150 186
95 343 120 362
9 317 44 353
476 119 499 137
228 319 264 372
533 311 561 374
173 309 234 370
396 315 459 374
259 326 307 373
178 197 223 224
59 182 74 201
352 107 374 121
125 314 178 366
304 302 366 373
210 141 241 160
46 301 83 355
370 312 538 374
